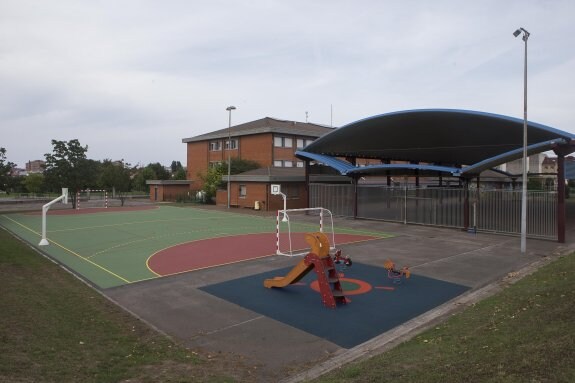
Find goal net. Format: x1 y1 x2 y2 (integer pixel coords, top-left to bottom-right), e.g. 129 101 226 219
76 189 108 210
276 207 335 257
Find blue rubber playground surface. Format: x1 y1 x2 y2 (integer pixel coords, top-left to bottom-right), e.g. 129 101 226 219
201 262 470 348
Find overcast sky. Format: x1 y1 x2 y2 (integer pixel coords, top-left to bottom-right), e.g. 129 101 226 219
1 0 574 169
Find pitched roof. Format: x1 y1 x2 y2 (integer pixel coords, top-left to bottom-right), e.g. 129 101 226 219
182 117 335 143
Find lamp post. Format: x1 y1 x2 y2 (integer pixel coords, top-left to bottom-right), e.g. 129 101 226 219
226 106 236 209
513 27 530 253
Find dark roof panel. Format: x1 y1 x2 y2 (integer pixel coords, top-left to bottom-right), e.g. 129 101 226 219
303 109 575 167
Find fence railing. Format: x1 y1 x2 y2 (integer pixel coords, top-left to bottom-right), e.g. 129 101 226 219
309 183 558 240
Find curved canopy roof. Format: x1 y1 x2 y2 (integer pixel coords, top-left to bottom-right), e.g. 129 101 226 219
297 109 575 177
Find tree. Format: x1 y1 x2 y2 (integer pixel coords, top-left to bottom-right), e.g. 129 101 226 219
198 164 225 202
147 163 170 180
171 160 186 180
170 160 183 174
230 158 260 174
43 139 89 208
198 158 260 202
23 173 45 195
0 147 16 193
172 167 187 180
99 160 131 206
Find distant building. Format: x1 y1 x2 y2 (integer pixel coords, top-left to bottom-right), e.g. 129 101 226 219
26 160 45 174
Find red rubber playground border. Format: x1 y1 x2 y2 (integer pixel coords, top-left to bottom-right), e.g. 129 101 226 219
147 232 379 276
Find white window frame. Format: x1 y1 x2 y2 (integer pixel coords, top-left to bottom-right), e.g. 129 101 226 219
239 184 247 198
225 138 238 150
209 141 221 151
274 136 293 148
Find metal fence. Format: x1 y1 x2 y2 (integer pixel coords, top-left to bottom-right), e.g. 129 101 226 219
309 183 557 240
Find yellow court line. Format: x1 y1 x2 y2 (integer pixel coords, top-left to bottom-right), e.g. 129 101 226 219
1 214 131 284
48 240 131 284
1 214 41 236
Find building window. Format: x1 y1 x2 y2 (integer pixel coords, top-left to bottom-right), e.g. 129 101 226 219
296 138 314 149
209 141 221 151
225 139 238 150
209 161 222 168
274 160 294 167
296 161 304 168
239 185 247 198
281 184 299 198
274 136 292 148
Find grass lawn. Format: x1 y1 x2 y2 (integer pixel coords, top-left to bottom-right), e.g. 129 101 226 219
0 228 253 383
312 251 575 382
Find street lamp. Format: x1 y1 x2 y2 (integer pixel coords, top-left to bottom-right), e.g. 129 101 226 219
513 27 530 253
226 106 236 209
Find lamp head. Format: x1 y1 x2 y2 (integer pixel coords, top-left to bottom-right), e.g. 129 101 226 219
513 27 530 41
226 106 236 111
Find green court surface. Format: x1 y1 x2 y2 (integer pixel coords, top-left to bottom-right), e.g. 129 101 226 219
0 206 392 289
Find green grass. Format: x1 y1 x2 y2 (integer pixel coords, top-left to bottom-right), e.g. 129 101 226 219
313 252 575 383
0 228 250 383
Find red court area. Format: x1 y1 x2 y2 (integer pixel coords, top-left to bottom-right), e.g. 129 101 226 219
148 233 378 276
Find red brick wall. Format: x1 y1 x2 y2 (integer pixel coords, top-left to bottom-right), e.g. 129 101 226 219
187 142 209 189
240 134 273 166
148 184 191 202
216 182 307 211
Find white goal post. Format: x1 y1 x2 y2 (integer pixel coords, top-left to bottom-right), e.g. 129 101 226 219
76 189 108 210
39 188 68 246
275 207 336 257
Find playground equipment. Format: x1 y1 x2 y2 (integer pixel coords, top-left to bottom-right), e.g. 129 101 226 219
333 249 352 267
264 232 347 309
384 259 410 284
39 188 68 246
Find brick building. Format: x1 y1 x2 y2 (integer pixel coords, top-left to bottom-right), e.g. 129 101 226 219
181 117 335 210
26 160 45 173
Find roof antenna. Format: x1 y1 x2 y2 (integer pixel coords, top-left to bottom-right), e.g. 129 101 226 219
305 111 309 123
330 104 333 128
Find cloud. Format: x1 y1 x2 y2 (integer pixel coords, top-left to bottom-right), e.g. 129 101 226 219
1 0 574 168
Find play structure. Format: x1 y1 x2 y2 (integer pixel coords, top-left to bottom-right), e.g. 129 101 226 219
384 259 410 284
264 232 347 309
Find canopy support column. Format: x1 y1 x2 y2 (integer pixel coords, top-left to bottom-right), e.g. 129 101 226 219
557 153 566 243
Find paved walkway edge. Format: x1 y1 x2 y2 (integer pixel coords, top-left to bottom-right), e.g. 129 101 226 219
281 250 571 383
